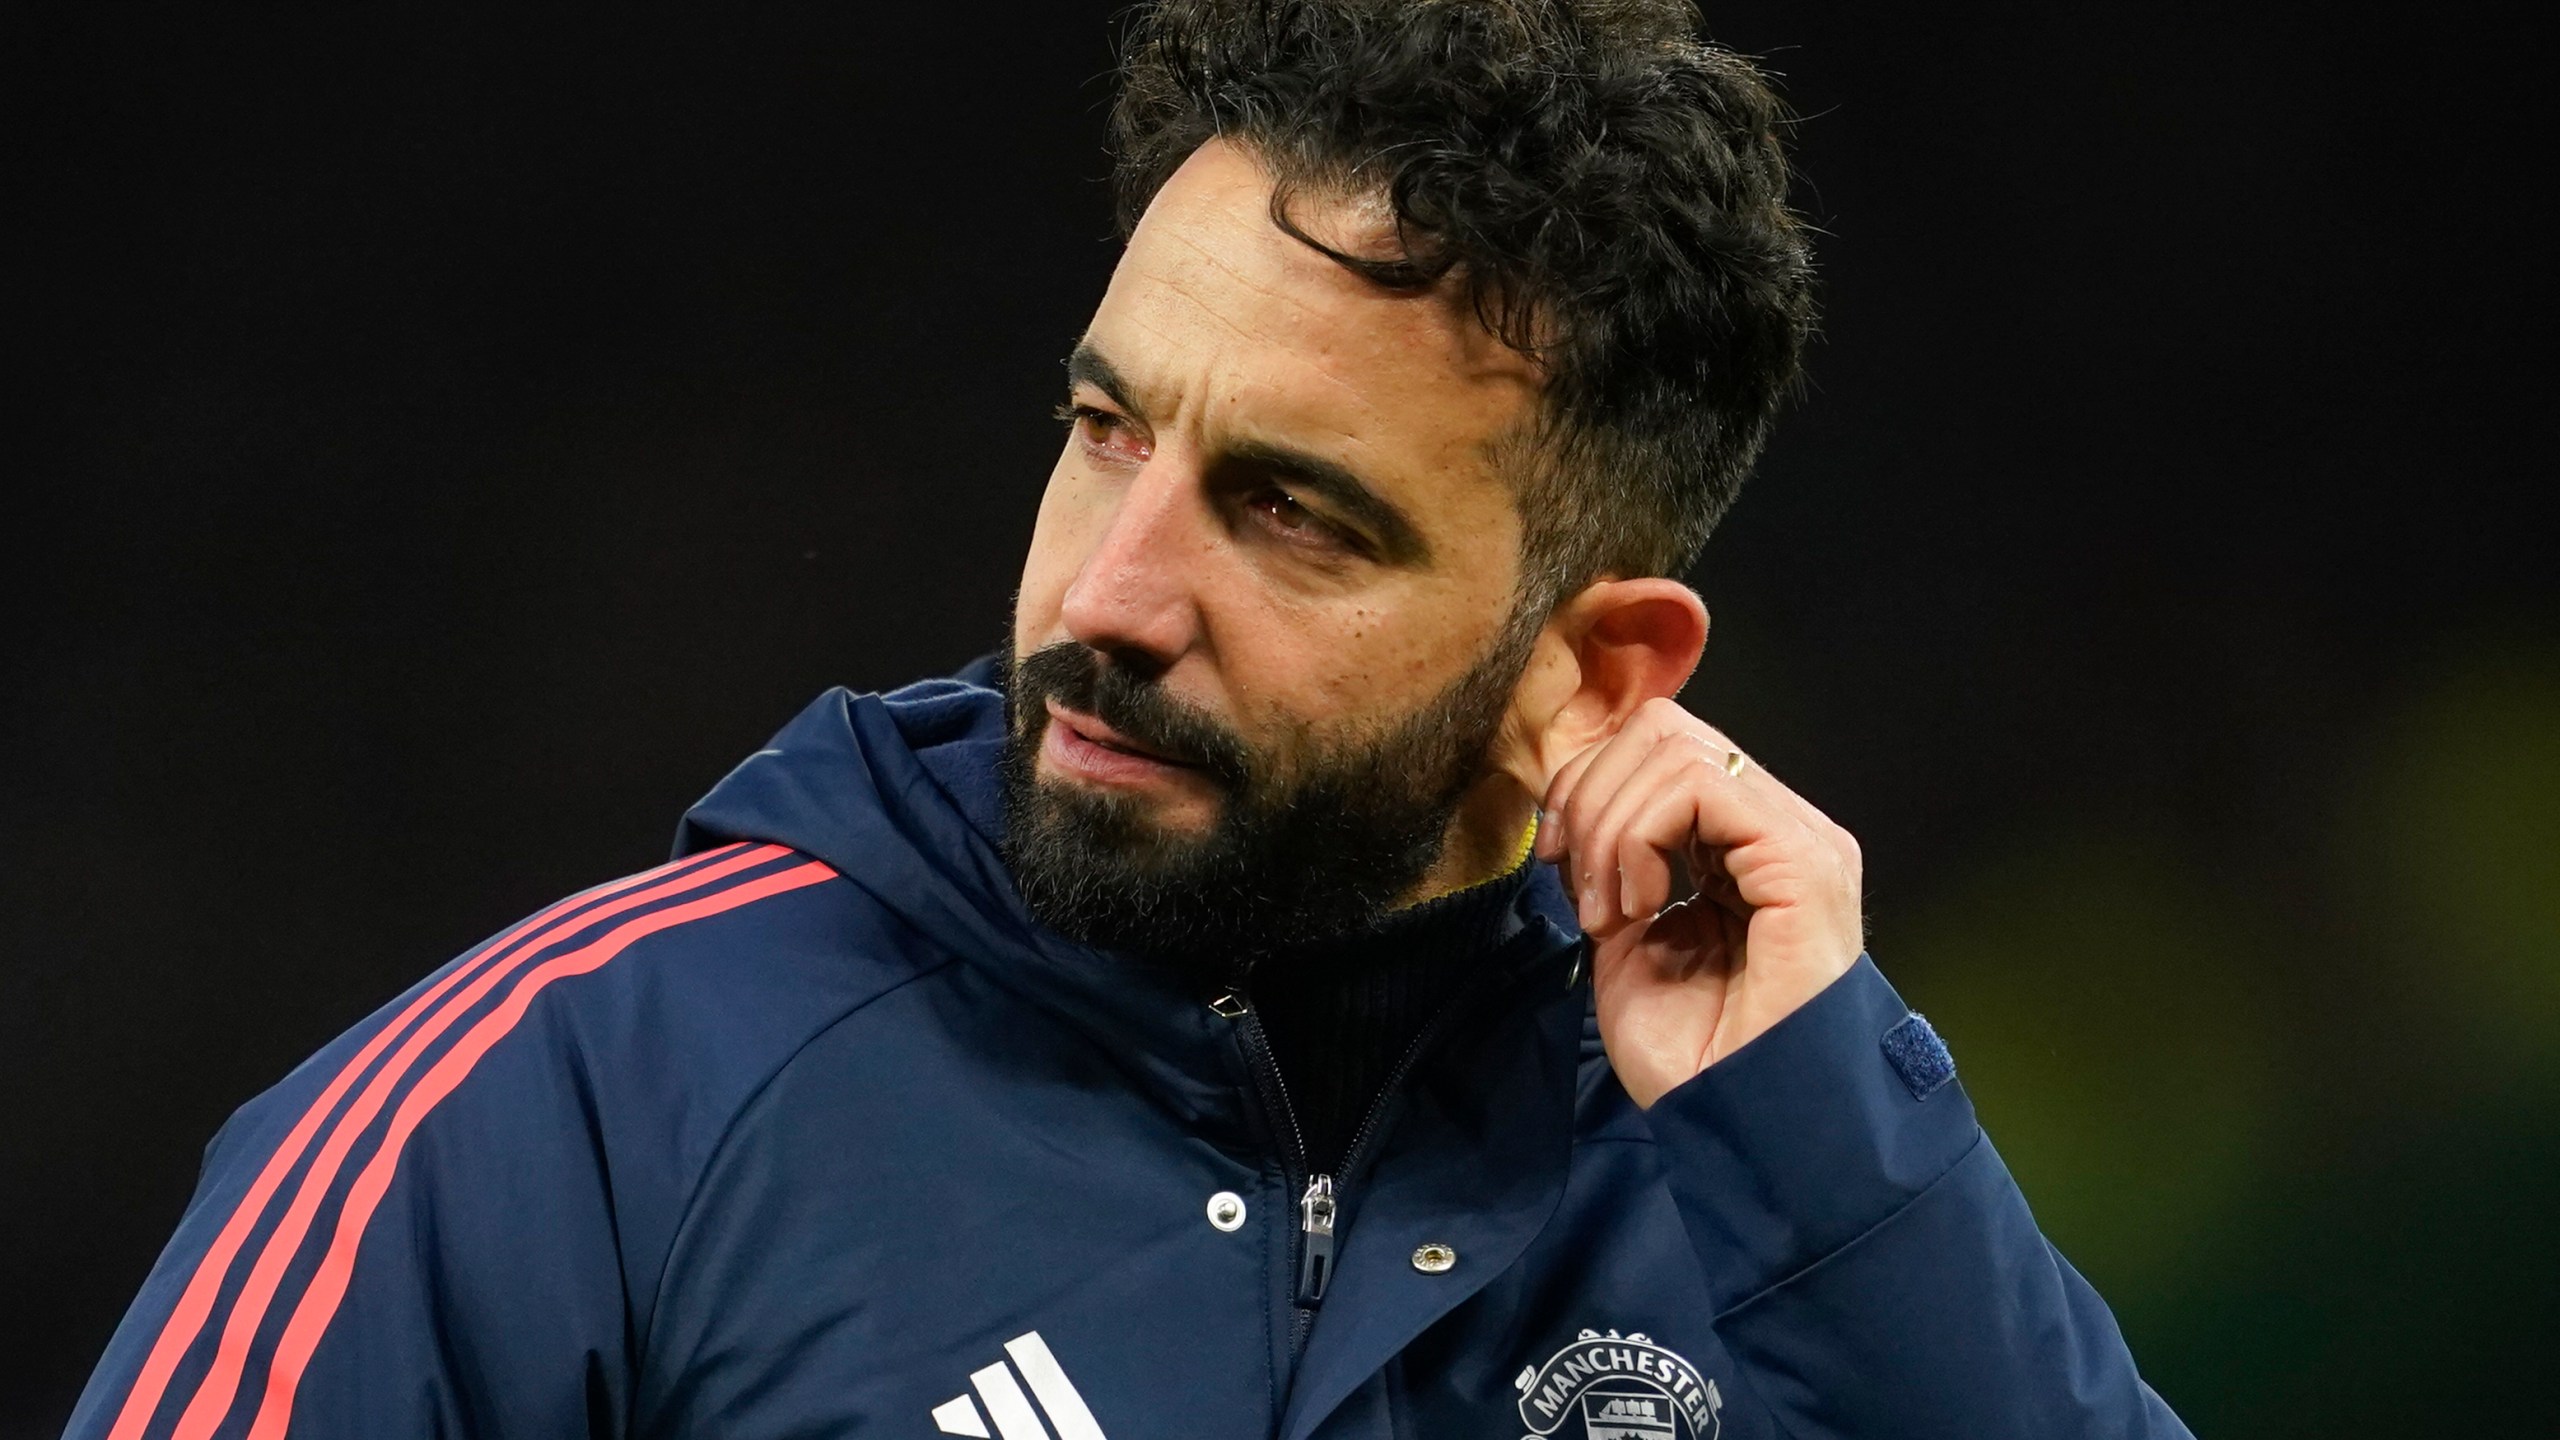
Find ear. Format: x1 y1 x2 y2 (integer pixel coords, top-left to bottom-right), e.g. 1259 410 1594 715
1489 578 1710 795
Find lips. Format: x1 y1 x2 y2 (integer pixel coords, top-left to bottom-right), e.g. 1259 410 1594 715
1044 700 1195 769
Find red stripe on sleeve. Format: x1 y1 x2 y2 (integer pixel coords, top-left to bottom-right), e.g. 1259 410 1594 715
241 859 839 1440
160 843 793 1440
98 843 769 1440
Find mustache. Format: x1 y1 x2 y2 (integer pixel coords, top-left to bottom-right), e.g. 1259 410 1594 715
1008 643 1255 788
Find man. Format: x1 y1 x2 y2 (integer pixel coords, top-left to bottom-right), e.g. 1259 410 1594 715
70 2 2190 1436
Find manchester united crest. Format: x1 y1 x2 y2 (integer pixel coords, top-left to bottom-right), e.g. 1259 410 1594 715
1514 1328 1722 1440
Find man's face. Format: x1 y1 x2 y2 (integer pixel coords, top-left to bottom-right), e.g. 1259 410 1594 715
1004 139 1545 957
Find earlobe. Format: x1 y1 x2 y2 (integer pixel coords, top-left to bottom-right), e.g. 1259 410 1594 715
1503 579 1709 792
1490 632 1586 794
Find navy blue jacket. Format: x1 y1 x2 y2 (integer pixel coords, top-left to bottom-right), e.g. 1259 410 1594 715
70 677 2190 1439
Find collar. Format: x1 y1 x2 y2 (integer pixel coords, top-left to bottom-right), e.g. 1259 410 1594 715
679 680 1591 1436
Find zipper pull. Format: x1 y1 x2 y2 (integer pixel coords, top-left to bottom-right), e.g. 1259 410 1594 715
1296 1174 1337 1305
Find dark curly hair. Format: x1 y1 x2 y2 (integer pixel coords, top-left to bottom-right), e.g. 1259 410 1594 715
1111 0 1816 604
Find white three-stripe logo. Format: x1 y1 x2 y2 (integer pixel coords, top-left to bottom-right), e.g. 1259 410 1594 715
931 1331 1110 1440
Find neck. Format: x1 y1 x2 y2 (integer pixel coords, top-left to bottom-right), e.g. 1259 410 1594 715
1251 798 1538 1175
1401 772 1540 908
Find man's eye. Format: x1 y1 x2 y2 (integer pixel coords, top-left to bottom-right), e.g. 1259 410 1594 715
1250 491 1315 530
1054 402 1113 436
1246 489 1363 556
1054 403 1145 460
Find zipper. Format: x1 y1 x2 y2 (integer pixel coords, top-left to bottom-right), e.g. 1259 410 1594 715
1330 999 1469 1190
1213 934 1566 1385
1228 998 1325 1360
1223 983 1480 1312
1296 1174 1337 1305
1234 1000 1310 1180
1231 1002 1330 1312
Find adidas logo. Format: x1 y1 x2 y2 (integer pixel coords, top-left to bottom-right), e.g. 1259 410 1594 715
931 1331 1111 1440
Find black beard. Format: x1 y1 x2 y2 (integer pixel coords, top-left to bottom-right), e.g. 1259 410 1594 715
997 628 1533 965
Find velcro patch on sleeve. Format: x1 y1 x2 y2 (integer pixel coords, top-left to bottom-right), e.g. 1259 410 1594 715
1881 1012 1956 1099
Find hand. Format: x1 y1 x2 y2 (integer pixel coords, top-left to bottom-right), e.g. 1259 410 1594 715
1534 697 1866 1108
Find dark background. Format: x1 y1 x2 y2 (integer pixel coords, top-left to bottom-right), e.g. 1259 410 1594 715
7 3 2553 1433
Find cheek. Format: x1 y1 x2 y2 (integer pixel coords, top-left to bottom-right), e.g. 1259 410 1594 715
1014 460 1096 652
1270 598 1483 732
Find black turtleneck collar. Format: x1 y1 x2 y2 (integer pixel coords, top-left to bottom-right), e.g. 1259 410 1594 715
1245 854 1537 1175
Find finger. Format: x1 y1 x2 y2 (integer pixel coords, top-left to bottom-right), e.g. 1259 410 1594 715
1615 769 1791 923
1547 704 1726 916
1728 757 1860 894
1539 696 1695 820
1558 727 1694 929
1534 741 1606 861
1538 721 1639 838
1609 744 1805 931
1590 734 1728 926
1681 720 1766 798
1683 719 1842 848
1562 697 1703 829
1692 862 1748 920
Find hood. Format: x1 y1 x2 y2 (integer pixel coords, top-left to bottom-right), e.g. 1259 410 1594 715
673 673 1584 1096
675 675 1042 968
673 675 1268 1110
676 669 1583 954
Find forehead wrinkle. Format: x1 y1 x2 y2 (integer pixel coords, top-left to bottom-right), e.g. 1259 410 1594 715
1107 177 1537 557
1160 220 1310 309
1143 267 1294 353
1116 270 1403 458
1147 191 1529 397
1153 205 1472 403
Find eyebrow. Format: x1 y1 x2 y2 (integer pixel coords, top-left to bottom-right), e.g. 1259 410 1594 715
1062 340 1432 567
1064 343 1143 423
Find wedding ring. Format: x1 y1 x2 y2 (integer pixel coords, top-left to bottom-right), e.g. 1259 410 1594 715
1722 749 1749 778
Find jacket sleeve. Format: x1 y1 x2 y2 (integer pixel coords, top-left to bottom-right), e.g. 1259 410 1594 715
61 950 635 1440
1639 955 2193 1439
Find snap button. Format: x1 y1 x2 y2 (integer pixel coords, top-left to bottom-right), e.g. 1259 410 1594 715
1207 1191 1247 1232
1411 1242 1457 1274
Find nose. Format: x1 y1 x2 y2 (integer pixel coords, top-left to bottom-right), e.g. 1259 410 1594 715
1056 450 1207 673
